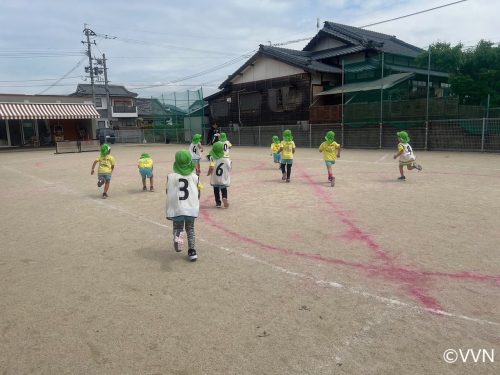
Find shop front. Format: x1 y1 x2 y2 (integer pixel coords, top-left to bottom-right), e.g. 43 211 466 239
0 96 99 147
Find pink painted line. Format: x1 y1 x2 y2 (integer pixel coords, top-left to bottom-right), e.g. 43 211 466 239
198 161 500 311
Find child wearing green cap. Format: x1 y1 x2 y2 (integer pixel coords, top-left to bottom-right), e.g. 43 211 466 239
279 129 296 183
207 141 232 208
166 150 201 261
393 131 422 180
138 153 154 191
189 134 204 176
270 135 281 167
219 132 232 158
91 143 115 199
319 131 341 186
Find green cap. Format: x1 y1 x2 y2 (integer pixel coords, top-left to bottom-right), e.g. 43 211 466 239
209 141 225 160
283 129 293 142
325 131 335 144
272 135 280 144
192 134 202 144
173 150 195 176
140 153 150 159
100 144 111 157
397 131 410 143
219 132 228 142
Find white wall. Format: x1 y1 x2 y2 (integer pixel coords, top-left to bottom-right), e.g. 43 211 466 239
231 56 304 84
309 38 346 52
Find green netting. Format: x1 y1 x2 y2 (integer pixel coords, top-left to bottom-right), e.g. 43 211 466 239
144 88 205 143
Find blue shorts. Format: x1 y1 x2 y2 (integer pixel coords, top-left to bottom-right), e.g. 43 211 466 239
139 168 153 178
98 173 112 181
192 159 200 165
170 216 196 222
325 160 336 167
273 153 281 162
281 159 293 165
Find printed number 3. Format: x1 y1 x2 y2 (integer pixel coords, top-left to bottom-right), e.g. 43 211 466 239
179 178 189 200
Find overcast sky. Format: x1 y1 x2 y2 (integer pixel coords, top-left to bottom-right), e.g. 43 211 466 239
0 0 498 100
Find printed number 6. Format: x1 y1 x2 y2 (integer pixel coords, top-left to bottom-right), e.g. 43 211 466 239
216 163 224 177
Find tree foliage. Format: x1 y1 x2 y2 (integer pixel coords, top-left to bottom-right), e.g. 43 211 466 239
416 40 500 106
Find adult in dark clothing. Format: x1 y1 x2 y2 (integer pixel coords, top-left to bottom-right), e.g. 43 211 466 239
206 123 220 145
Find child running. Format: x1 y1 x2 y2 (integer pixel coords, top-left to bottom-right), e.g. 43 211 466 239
207 141 232 208
138 152 154 191
280 129 296 183
189 134 203 176
219 132 232 158
393 131 422 180
166 150 200 261
270 135 281 168
91 143 115 199
319 131 341 187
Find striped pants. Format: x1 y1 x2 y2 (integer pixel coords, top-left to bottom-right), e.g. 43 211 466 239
173 220 196 250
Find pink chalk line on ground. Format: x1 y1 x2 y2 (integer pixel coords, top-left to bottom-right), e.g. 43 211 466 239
198 162 500 313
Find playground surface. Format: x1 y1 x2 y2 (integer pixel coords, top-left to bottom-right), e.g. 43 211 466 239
1 144 499 374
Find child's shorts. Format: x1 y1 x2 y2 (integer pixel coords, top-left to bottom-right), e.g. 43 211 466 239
192 159 200 165
325 160 336 167
273 153 281 162
281 159 293 165
399 159 416 166
169 215 196 222
98 173 112 181
139 168 153 178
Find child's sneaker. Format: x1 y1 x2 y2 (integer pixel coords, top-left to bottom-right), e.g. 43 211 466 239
150 186 154 192
222 198 229 208
215 203 222 208
415 164 423 171
97 177 105 187
398 176 406 181
174 231 184 252
102 192 108 199
330 176 335 187
143 186 147 191
188 249 197 261
282 172 286 180
286 179 290 183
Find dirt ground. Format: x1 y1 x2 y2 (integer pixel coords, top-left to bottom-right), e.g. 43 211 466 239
1 144 499 375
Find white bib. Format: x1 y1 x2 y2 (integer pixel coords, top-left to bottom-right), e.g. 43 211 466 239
210 158 231 187
166 173 200 219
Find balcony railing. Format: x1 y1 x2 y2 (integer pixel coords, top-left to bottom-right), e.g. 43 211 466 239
113 105 137 113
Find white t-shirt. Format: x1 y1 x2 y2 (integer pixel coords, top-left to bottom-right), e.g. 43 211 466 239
398 142 416 162
166 172 200 219
189 143 201 160
210 157 231 187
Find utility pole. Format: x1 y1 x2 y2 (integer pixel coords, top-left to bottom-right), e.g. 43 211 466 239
102 54 111 128
82 24 96 105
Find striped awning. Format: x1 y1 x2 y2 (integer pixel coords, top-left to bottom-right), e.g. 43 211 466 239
0 103 100 120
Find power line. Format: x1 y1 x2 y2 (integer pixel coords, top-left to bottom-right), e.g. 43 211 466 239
360 0 469 28
36 56 87 95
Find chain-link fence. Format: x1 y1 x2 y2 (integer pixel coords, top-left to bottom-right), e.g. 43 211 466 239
113 118 500 152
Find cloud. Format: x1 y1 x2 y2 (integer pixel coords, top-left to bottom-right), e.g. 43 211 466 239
0 0 497 98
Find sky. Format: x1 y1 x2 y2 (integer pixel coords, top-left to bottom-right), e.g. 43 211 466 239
0 0 498 100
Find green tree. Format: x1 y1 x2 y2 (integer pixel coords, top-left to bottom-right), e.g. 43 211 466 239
416 40 500 106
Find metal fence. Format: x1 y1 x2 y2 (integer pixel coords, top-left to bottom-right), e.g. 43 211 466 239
112 118 500 152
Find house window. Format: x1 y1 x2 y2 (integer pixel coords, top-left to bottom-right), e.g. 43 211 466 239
268 87 302 112
239 92 262 111
94 97 102 107
98 120 106 128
